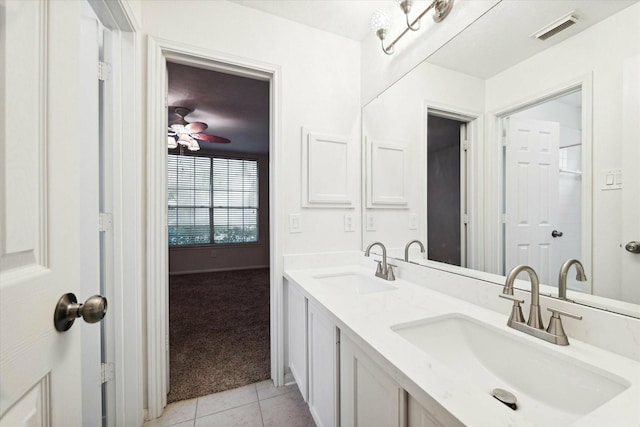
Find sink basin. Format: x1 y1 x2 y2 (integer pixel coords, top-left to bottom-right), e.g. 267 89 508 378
392 314 630 425
312 272 397 295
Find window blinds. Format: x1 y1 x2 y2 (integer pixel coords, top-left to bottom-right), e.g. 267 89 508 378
168 154 258 246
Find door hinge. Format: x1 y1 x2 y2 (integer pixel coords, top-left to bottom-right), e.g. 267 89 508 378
462 140 469 152
98 61 111 81
463 214 469 224
101 363 114 384
502 213 508 224
99 212 113 232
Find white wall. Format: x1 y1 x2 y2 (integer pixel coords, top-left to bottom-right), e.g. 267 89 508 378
363 61 485 253
485 2 640 300
140 0 362 257
360 0 499 105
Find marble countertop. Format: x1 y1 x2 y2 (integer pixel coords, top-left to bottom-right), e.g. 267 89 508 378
284 264 640 427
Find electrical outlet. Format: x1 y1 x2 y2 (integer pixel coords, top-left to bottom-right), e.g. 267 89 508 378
408 213 418 230
366 214 376 231
289 213 302 233
344 214 355 232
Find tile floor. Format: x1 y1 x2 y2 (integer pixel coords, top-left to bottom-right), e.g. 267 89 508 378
143 380 316 427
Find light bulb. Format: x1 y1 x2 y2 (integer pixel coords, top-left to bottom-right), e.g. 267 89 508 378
167 136 178 149
170 124 185 132
371 8 392 32
177 134 192 146
187 140 200 151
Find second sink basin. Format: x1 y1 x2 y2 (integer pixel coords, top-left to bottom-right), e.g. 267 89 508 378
392 314 629 425
312 272 397 295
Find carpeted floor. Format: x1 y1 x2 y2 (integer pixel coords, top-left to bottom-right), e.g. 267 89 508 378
167 268 271 403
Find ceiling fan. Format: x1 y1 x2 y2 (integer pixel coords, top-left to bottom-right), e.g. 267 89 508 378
167 106 230 151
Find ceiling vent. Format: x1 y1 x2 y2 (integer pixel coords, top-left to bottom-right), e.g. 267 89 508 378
533 11 579 41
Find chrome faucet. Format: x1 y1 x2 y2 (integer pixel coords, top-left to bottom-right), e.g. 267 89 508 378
502 265 543 328
558 259 587 301
499 264 582 346
364 242 396 281
404 240 425 262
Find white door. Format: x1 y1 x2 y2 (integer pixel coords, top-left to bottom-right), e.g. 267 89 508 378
621 55 640 304
1 1 102 425
505 118 560 286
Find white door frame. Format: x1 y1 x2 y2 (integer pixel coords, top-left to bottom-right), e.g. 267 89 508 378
424 102 483 271
86 1 144 426
146 37 283 420
485 75 593 291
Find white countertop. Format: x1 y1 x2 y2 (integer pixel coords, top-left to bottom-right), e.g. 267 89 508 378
284 264 640 427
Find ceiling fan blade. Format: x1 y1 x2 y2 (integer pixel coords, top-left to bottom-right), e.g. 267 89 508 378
194 133 231 144
186 122 208 133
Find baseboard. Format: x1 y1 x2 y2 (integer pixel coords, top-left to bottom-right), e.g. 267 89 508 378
169 264 270 276
283 369 295 386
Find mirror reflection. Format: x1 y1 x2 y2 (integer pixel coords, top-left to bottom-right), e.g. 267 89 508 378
362 0 640 317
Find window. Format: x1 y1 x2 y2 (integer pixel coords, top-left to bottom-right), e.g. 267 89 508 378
168 154 258 246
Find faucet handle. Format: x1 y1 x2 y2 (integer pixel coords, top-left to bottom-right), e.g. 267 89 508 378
546 308 582 345
387 264 397 281
498 294 526 323
547 307 582 320
499 294 524 304
374 260 383 275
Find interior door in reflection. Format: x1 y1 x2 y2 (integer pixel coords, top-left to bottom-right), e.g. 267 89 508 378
427 114 466 267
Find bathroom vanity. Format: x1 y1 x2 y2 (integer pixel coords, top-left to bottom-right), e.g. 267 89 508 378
284 257 640 427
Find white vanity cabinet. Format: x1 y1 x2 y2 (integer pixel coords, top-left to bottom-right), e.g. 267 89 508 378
307 299 340 427
340 333 406 427
407 394 458 427
286 280 339 427
287 279 308 400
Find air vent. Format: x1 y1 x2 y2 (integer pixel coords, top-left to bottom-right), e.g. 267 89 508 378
533 12 579 41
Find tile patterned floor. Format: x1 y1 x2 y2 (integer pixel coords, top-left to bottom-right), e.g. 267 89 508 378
143 380 316 427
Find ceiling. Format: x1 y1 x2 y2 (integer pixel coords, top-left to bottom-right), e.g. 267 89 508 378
167 1 637 155
229 0 388 41
420 0 638 78
167 62 270 154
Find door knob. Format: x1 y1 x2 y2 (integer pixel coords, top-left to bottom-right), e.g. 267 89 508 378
625 241 640 254
53 293 108 332
551 230 563 238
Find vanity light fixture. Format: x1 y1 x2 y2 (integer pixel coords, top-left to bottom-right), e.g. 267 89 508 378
371 0 455 55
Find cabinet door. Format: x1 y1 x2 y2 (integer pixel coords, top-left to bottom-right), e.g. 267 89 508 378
408 394 454 427
340 334 406 427
287 280 308 400
308 300 339 427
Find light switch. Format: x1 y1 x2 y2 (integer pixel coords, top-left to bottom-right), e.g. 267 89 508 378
289 214 302 233
602 168 622 191
344 214 355 232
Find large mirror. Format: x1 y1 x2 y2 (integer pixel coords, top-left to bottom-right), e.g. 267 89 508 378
362 0 640 317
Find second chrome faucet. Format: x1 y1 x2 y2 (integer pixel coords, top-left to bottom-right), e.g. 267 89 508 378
499 263 583 346
364 242 396 281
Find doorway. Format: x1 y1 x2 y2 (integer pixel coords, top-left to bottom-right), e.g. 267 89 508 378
502 89 585 290
427 114 467 266
165 63 271 403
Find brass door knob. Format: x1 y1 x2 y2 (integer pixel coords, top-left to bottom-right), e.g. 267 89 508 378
53 293 108 332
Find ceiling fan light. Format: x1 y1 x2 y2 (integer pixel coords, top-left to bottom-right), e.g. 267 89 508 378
170 124 185 132
167 136 178 149
177 134 192 146
187 140 200 151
